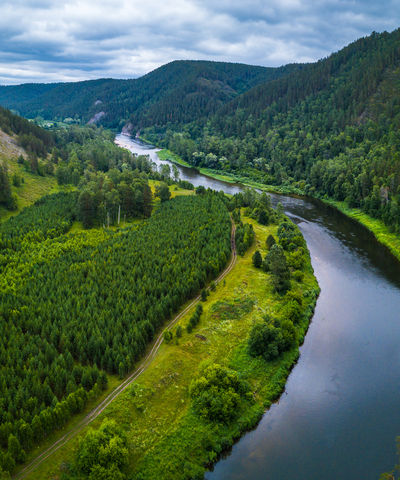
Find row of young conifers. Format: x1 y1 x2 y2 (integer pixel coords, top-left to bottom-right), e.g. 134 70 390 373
0 190 232 475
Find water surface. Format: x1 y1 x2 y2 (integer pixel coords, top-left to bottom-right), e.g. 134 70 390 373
117 134 400 479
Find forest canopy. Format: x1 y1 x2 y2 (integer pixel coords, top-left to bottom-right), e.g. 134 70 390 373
0 191 231 474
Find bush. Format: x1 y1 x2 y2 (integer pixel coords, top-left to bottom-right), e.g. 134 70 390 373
74 420 128 479
163 330 173 343
187 304 203 331
263 244 291 293
282 301 303 324
248 322 283 361
292 270 304 282
252 250 262 268
248 316 297 361
266 234 276 250
175 325 182 338
190 364 251 423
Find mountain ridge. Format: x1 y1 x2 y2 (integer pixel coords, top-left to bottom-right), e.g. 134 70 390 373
0 60 302 129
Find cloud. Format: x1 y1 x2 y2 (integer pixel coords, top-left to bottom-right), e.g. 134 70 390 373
0 0 398 84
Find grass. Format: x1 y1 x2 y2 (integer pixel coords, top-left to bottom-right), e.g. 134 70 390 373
21 214 319 480
323 198 400 261
0 133 62 221
157 149 192 168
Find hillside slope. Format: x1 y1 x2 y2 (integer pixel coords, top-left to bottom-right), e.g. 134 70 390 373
0 127 57 220
152 29 400 233
0 61 301 129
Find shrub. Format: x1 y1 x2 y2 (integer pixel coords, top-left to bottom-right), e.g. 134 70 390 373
266 234 276 250
189 364 251 423
248 322 283 361
74 420 128 479
252 250 262 268
163 330 173 343
248 316 297 361
292 270 304 282
175 326 182 338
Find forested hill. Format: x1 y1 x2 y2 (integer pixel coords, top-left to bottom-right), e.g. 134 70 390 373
151 28 400 234
0 105 53 154
0 60 300 129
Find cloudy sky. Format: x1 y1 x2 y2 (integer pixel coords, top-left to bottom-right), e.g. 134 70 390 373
0 0 399 85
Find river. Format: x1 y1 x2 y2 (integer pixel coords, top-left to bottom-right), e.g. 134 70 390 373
115 133 400 479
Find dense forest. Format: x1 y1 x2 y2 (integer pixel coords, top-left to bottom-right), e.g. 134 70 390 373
0 108 161 220
0 191 231 474
143 29 400 233
0 61 300 129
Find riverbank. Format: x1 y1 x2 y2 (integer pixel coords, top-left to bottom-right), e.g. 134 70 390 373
155 148 306 194
21 209 318 480
154 146 400 265
322 198 400 262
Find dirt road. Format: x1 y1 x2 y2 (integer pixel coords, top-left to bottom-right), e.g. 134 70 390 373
15 219 236 479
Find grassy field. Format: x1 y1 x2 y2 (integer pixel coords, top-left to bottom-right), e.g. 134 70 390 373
157 149 192 168
0 129 60 221
21 212 319 480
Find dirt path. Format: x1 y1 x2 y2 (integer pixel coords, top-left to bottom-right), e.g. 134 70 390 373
15 219 236 480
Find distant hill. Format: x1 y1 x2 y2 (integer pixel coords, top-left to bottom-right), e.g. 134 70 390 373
153 29 400 233
0 60 301 129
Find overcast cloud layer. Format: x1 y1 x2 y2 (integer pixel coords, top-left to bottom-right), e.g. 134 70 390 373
0 0 399 85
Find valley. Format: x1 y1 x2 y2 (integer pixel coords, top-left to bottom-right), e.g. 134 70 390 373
0 25 400 480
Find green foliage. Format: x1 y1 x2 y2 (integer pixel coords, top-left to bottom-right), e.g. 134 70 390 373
277 221 305 251
175 325 183 338
0 61 298 129
72 420 128 479
235 222 255 256
163 330 173 343
0 193 231 470
263 243 291 293
150 29 400 235
248 316 296 361
292 270 304 282
155 182 171 202
210 297 254 321
0 467 10 480
189 364 251 423
78 170 152 228
266 234 276 250
0 106 54 156
0 191 77 246
7 435 25 464
187 305 203 332
252 249 262 268
11 173 22 187
0 164 16 211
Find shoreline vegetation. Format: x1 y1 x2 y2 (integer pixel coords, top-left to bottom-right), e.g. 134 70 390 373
13 187 319 480
152 144 400 263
